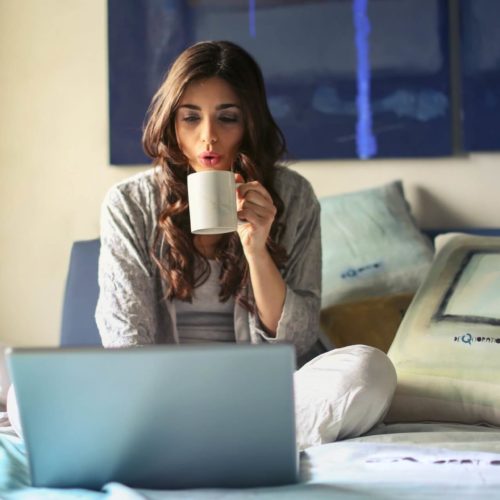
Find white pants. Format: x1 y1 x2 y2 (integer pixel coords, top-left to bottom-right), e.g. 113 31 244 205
294 345 397 451
8 345 397 450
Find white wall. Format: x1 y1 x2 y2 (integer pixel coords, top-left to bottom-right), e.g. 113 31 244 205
0 0 499 347
293 155 500 228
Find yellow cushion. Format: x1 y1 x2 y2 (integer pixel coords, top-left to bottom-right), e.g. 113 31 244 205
320 293 414 353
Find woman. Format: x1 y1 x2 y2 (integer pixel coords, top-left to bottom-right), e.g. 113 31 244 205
94 40 396 450
96 40 321 358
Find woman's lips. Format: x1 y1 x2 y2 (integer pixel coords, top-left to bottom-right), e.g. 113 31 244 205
198 152 222 167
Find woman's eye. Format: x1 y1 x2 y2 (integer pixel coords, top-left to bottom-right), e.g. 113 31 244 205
219 114 240 124
182 115 200 123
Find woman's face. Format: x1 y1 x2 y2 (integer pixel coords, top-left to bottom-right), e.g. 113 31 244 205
175 77 244 172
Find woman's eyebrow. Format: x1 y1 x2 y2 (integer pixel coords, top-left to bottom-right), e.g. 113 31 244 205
177 103 241 110
216 103 241 110
177 104 200 111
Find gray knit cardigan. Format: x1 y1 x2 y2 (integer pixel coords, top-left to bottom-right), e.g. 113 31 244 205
95 166 321 357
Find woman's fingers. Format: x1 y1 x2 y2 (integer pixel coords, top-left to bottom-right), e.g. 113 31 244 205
238 181 273 207
238 198 276 221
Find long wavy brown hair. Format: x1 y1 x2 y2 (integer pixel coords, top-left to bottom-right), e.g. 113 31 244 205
142 40 288 310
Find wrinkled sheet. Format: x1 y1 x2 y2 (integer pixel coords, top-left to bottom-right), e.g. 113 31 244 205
2 416 500 499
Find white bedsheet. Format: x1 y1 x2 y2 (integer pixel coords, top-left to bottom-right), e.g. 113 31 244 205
2 420 500 499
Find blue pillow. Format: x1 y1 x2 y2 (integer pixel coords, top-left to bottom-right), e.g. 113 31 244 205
320 180 433 309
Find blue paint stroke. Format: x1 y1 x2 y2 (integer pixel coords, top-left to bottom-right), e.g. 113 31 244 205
377 89 448 121
313 86 356 115
268 95 293 118
249 0 256 38
312 86 448 122
353 0 377 159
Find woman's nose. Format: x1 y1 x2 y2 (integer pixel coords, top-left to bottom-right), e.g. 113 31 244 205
201 119 218 146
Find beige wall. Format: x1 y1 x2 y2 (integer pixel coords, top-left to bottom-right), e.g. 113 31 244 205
1 0 499 347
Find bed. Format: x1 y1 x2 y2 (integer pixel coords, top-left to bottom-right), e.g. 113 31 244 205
1 419 500 499
1 180 499 499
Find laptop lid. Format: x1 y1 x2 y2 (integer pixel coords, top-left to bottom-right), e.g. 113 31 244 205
6 344 297 490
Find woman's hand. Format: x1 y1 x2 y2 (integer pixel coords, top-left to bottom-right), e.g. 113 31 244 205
234 173 285 335
235 173 277 257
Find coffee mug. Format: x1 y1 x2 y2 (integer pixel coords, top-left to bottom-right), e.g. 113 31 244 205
187 170 239 234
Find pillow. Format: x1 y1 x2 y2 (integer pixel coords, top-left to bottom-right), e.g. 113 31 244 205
320 180 434 309
320 293 414 353
295 345 397 451
386 233 500 426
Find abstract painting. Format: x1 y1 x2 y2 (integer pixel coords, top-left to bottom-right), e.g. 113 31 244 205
108 0 452 164
460 0 500 152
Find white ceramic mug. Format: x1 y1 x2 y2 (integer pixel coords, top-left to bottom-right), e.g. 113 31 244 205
187 170 239 234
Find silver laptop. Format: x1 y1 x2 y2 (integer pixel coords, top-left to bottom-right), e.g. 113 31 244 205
6 344 298 490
